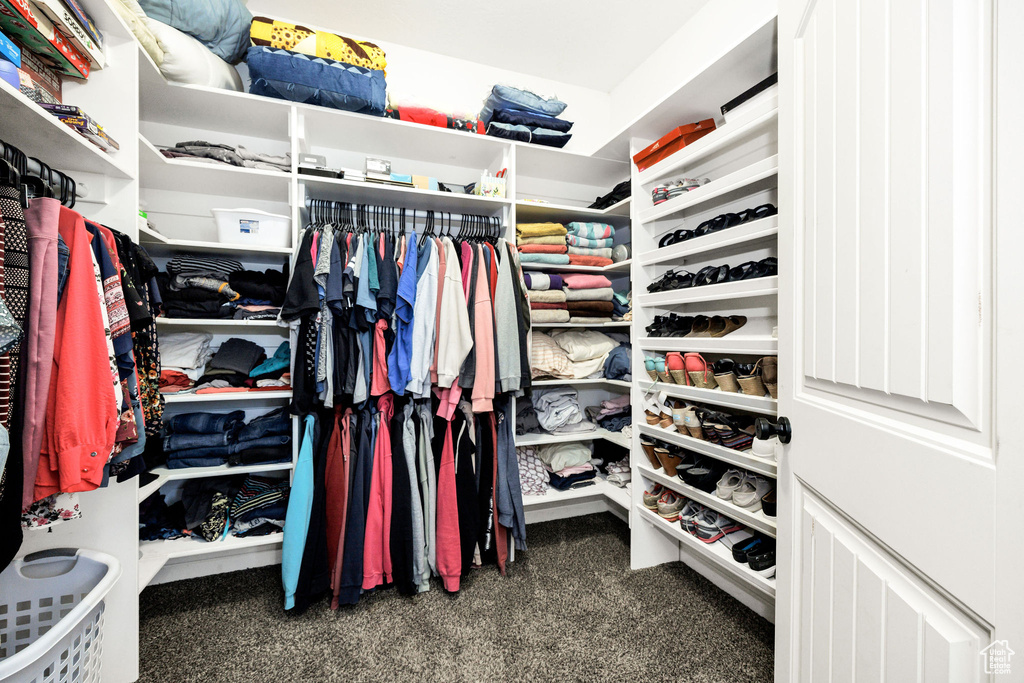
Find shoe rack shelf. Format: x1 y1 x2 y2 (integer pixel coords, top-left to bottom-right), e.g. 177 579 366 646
637 335 778 355
638 380 778 417
636 506 776 598
638 216 779 267
629 53 779 623
637 424 777 478
635 463 776 537
636 276 779 307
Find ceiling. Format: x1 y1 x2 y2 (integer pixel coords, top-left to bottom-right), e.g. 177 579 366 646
244 0 711 91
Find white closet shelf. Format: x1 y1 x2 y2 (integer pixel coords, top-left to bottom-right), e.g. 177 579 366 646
519 259 630 274
140 533 282 562
0 78 133 180
636 506 776 597
532 378 631 389
604 482 631 511
639 217 779 267
522 475 630 511
531 321 630 329
517 428 629 448
636 463 776 537
156 318 287 332
638 380 778 416
138 553 168 594
515 198 631 223
638 423 777 478
147 462 294 482
637 276 778 307
514 143 629 188
638 335 778 355
138 474 169 504
638 106 779 186
639 155 779 223
138 225 294 256
139 134 291 201
162 390 293 404
301 175 511 214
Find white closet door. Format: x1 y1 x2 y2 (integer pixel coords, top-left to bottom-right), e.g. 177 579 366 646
775 0 1022 680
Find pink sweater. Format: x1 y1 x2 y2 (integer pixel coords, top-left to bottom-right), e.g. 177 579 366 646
472 245 495 413
436 420 461 591
362 393 394 589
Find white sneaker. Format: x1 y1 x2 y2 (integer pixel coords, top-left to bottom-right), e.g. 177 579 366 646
732 475 773 511
715 469 745 501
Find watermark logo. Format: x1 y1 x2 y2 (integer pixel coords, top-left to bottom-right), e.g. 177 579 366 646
980 640 1014 675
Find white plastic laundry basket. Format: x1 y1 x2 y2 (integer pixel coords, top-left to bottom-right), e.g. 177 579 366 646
212 208 292 248
0 548 121 683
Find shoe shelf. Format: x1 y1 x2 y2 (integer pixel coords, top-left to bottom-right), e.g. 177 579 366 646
520 259 631 274
638 423 777 479
162 390 293 404
636 506 776 597
639 155 779 223
638 335 778 355
638 216 779 267
637 276 778 307
637 106 779 187
139 134 291 202
138 224 294 256
638 380 778 416
156 318 287 331
532 378 631 389
517 428 629 448
636 463 776 538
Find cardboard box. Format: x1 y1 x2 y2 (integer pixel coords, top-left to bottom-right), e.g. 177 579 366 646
632 118 717 172
33 0 103 68
0 0 88 78
0 28 19 65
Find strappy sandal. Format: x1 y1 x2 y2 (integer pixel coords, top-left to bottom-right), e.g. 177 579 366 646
725 260 759 281
658 229 690 247
737 203 778 223
685 352 718 389
647 269 694 293
693 264 729 287
665 316 696 337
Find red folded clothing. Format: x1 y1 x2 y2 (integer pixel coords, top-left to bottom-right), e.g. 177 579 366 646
530 301 568 310
568 254 613 266
518 244 568 254
160 369 193 390
566 300 614 313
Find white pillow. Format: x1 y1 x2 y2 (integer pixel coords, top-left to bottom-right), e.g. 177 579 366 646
549 329 618 362
144 18 242 91
113 0 163 66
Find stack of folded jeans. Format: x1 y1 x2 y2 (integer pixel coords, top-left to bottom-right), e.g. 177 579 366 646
162 408 292 469
480 85 574 148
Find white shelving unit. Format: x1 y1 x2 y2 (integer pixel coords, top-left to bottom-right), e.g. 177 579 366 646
628 21 779 623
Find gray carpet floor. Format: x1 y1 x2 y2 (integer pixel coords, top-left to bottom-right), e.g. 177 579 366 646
139 513 774 682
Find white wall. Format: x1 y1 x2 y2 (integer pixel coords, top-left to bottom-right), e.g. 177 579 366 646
606 0 778 140
243 3 611 153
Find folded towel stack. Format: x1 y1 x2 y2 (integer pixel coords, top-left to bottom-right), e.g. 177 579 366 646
517 223 570 265
565 223 615 267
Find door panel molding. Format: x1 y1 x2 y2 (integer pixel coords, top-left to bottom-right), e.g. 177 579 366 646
788 480 990 682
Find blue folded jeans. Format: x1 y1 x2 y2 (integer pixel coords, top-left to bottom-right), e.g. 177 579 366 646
165 445 231 461
164 431 236 452
165 455 230 469
166 410 245 435
230 435 290 453
237 407 291 442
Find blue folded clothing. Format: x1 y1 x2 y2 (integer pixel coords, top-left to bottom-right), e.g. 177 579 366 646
518 253 570 265
491 107 573 132
485 122 571 148
250 342 290 378
247 46 386 116
480 84 567 125
164 432 236 452
237 407 291 441
166 410 245 435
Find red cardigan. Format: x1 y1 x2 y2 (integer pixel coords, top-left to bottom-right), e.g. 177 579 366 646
34 208 118 499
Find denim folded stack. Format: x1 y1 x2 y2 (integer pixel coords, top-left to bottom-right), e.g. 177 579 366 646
163 408 292 470
480 85 573 148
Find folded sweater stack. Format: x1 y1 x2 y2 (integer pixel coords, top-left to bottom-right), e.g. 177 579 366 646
481 85 574 149
565 222 614 266
562 273 614 323
524 271 568 323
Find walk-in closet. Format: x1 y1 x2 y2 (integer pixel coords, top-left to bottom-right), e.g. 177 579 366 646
0 1 1019 681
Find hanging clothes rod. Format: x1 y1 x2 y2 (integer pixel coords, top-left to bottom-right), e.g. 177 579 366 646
303 197 503 224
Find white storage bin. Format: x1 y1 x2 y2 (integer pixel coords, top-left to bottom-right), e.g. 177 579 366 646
0 548 121 683
212 208 292 248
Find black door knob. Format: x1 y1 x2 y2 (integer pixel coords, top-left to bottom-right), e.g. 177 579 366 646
755 417 792 444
